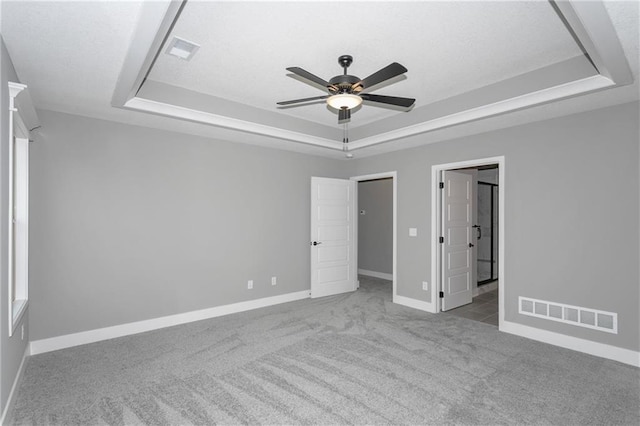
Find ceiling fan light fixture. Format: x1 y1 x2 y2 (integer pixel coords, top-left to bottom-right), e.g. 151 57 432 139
327 93 362 110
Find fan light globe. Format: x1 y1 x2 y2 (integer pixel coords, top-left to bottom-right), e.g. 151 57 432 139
327 94 362 110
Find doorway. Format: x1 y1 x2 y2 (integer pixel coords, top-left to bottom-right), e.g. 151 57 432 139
431 157 505 329
476 166 499 287
351 172 397 301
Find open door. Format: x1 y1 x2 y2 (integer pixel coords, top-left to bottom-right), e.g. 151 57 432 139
310 177 357 298
441 170 473 311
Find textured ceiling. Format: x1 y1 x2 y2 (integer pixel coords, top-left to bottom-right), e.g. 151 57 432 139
1 0 145 117
148 0 583 128
0 1 637 158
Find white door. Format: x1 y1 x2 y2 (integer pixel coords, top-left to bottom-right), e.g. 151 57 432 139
441 170 473 311
310 177 357 298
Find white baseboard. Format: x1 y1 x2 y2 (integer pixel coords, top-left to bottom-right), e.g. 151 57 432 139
1 345 29 425
394 295 436 314
30 290 310 356
501 320 640 367
358 269 393 280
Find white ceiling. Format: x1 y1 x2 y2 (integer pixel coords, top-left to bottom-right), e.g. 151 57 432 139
148 1 582 127
1 0 638 159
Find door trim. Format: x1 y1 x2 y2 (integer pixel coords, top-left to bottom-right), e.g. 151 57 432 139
350 172 397 302
431 157 505 330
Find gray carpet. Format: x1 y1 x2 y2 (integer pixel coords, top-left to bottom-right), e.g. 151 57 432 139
9 276 640 425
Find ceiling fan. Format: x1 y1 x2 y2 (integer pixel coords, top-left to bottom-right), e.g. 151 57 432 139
277 55 415 123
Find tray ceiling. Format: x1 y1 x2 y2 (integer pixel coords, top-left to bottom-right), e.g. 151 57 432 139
147 1 582 127
1 1 637 159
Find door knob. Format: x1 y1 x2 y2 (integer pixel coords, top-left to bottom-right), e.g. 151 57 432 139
311 241 322 246
468 243 474 248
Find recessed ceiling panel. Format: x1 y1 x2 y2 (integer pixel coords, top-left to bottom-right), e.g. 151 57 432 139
147 1 583 128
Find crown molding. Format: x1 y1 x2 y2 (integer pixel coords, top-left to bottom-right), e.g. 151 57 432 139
112 0 633 154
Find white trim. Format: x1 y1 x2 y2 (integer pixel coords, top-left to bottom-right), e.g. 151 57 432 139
552 0 633 85
0 345 29 425
394 295 435 314
125 75 613 154
349 75 612 150
9 82 39 132
358 269 393 280
7 82 26 111
7 85 30 338
431 156 506 329
350 172 397 303
125 97 341 151
111 0 184 106
12 137 29 330
30 290 310 355
110 1 631 154
501 320 639 367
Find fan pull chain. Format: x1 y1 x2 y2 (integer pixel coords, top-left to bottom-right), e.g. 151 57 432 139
343 122 349 148
343 122 353 158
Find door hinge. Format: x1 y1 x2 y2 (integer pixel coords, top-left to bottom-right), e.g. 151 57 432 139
439 291 444 298
439 236 444 244
439 182 444 189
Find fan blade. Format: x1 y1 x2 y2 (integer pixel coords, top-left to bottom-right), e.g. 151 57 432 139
338 108 351 123
277 95 329 106
360 93 415 108
286 67 337 91
355 62 408 90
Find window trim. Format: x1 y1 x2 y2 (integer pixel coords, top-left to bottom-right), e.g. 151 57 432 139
8 82 29 336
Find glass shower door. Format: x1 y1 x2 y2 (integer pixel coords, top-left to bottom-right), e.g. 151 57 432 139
477 182 498 284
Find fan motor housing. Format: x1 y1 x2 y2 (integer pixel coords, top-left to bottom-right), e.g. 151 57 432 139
329 74 361 93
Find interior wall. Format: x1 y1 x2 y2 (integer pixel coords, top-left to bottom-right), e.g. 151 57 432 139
29 110 347 341
478 168 498 184
0 37 29 416
22 99 640 356
357 178 393 276
353 101 640 352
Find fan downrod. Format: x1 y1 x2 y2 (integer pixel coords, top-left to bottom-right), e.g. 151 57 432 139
338 55 353 74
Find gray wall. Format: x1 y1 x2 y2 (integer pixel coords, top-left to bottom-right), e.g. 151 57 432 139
478 168 498 184
25 100 640 355
353 101 639 352
29 110 346 340
357 178 393 275
0 37 29 416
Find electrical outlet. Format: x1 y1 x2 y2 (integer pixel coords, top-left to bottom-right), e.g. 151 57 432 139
247 280 253 290
271 276 277 286
422 281 429 291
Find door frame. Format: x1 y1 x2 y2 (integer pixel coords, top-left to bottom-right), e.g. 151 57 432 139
431 157 505 329
350 171 397 301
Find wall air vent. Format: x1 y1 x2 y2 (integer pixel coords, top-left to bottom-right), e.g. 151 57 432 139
165 36 200 61
519 296 617 334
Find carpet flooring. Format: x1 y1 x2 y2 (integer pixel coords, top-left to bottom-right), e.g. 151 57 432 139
8 277 640 425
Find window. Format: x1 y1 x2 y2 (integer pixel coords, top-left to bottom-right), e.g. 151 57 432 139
8 82 29 336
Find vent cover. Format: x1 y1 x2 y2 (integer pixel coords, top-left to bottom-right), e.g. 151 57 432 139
519 296 617 334
165 36 200 61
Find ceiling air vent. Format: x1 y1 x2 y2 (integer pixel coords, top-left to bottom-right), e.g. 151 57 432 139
165 36 200 61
